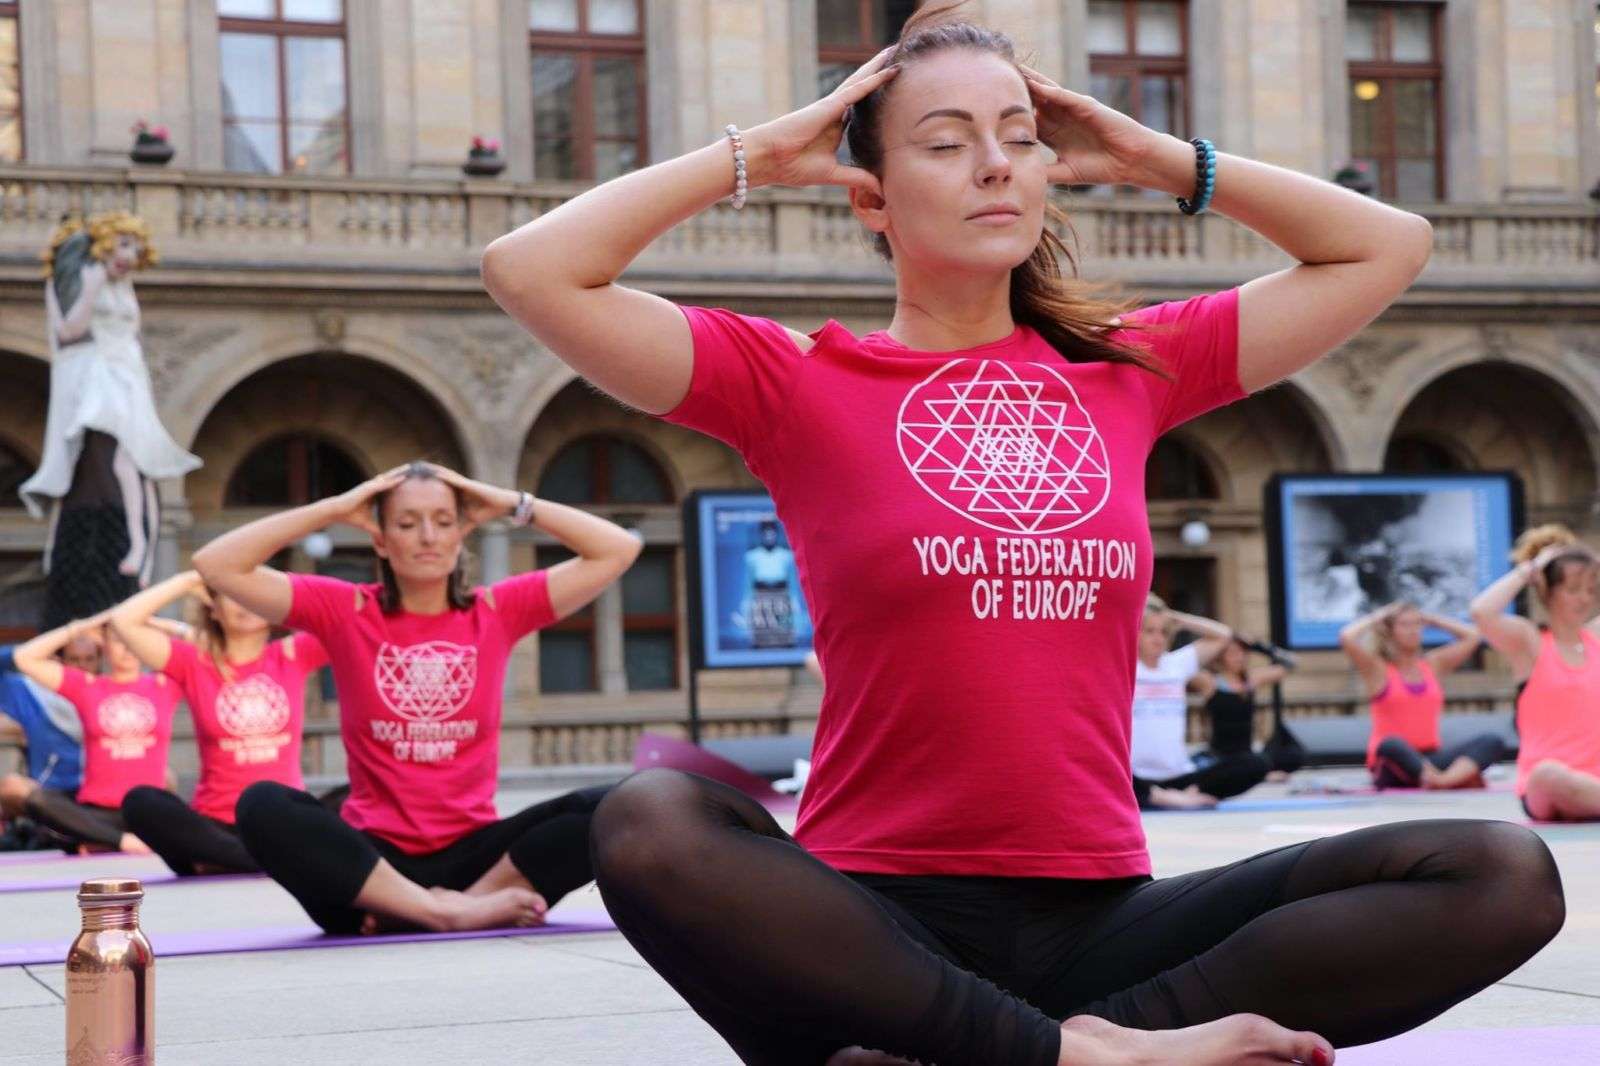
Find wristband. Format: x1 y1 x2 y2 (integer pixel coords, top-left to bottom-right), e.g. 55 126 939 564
1176 137 1216 216
512 492 537 528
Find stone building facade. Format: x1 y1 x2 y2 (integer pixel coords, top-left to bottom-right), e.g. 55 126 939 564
1 0 1598 765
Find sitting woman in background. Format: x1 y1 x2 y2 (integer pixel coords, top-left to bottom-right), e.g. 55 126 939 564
1472 525 1600 822
12 612 181 853
0 633 93 848
111 570 329 875
1133 596 1270 810
1201 636 1291 773
1341 600 1499 789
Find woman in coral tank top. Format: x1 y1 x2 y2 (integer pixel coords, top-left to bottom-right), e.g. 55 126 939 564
1339 601 1501 789
1472 525 1600 821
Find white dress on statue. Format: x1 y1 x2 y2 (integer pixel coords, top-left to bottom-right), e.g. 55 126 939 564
19 274 201 519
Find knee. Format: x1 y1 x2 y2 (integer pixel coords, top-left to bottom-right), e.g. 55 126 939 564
590 769 706 891
0 774 35 813
119 785 166 827
1528 760 1573 796
1457 821 1565 951
1375 736 1409 762
234 781 296 842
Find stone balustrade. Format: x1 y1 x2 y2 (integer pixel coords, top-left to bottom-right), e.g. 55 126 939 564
3 166 1596 295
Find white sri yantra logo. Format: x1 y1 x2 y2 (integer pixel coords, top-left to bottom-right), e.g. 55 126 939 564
896 359 1111 534
373 641 478 721
97 692 157 739
215 675 292 738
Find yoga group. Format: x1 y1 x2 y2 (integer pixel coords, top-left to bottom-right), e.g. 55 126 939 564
2 6 1596 1063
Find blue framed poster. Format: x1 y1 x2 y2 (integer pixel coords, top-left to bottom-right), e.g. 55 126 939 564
684 490 814 669
1264 472 1523 650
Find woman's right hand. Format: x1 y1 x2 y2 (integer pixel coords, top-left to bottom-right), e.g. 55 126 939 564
743 49 899 193
325 466 408 536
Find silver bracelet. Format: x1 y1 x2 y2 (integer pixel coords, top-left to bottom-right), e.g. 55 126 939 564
724 124 748 210
512 491 537 527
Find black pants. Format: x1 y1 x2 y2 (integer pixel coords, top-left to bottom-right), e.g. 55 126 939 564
1132 752 1270 809
24 788 125 850
121 783 352 877
235 781 610 934
1371 734 1507 789
591 769 1565 1065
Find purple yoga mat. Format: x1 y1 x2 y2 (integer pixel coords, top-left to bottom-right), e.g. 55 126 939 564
0 912 618 967
0 870 264 894
1340 1025 1597 1065
0 849 129 866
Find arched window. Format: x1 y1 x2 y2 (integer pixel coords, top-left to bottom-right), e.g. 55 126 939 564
529 0 646 181
1384 434 1466 474
225 434 365 507
538 435 671 504
0 437 31 508
1145 437 1219 500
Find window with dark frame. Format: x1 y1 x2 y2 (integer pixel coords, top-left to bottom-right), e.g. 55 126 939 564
0 2 20 163
1346 2 1444 201
1087 1 1189 140
536 435 677 693
529 0 647 181
1145 437 1218 501
218 0 349 175
225 434 366 507
1383 434 1468 474
816 0 918 98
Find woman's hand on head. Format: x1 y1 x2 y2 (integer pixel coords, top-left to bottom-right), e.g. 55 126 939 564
1017 65 1167 187
743 48 899 193
426 465 518 533
328 466 408 536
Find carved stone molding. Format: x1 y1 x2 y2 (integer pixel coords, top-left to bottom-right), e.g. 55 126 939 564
1321 335 1421 406
140 320 240 398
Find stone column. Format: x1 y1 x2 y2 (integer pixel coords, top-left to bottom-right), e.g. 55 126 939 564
478 520 511 586
595 584 627 695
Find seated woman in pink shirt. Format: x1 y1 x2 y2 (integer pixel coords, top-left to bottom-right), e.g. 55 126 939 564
1340 600 1499 789
1472 525 1600 821
13 613 180 853
480 9 1562 1064
110 570 330 875
194 462 639 935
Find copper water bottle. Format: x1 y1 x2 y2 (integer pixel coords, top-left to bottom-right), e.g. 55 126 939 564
65 878 154 1065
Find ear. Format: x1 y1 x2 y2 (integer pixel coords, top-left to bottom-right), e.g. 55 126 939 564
848 181 889 237
371 530 390 560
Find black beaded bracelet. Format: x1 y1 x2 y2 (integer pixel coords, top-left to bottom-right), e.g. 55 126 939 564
1176 137 1217 215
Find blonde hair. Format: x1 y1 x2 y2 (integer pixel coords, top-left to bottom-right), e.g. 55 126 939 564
1512 523 1595 602
1377 600 1422 662
1144 592 1168 616
42 211 160 276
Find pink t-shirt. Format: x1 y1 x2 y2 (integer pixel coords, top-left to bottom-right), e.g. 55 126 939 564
58 669 181 809
666 290 1243 878
283 571 556 854
161 634 328 823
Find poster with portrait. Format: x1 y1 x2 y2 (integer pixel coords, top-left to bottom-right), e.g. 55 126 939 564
685 491 814 669
1264 472 1523 650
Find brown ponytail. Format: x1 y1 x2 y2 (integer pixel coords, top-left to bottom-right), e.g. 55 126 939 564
843 2 1167 376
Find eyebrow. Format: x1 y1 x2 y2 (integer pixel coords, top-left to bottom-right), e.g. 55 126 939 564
914 104 1031 127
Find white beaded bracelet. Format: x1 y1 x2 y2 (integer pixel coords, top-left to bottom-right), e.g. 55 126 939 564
725 124 748 210
511 491 537 527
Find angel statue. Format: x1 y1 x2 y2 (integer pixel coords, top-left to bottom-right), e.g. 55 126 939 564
19 212 201 629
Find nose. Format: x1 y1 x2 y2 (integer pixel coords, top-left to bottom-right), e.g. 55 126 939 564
974 135 1012 187
418 518 438 544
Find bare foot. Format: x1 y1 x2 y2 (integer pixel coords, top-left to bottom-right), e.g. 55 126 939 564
1149 785 1220 810
428 886 547 931
118 833 152 855
117 551 142 577
1060 1014 1333 1065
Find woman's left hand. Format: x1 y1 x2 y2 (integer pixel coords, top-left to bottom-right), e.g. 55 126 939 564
1018 65 1169 188
429 465 519 531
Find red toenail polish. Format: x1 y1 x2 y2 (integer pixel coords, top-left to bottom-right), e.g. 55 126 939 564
1311 1049 1330 1066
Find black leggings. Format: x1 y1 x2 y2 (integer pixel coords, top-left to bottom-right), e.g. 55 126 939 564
1133 751 1270 809
121 784 353 877
591 769 1565 1065
1371 734 1507 789
235 781 610 934
24 788 125 850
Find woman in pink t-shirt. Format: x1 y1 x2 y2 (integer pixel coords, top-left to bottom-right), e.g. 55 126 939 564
1472 525 1600 821
480 10 1562 1066
193 462 639 935
13 613 180 853
109 569 331 875
1340 601 1501 789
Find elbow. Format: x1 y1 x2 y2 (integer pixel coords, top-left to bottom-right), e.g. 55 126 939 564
190 544 224 585
481 233 543 311
1392 212 1433 279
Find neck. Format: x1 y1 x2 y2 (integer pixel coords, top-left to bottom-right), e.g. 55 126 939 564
223 631 270 662
109 666 140 684
397 577 451 615
886 261 1014 350
1550 621 1585 646
1390 650 1421 669
1139 651 1163 669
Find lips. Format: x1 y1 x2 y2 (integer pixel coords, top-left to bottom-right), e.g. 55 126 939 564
966 204 1023 221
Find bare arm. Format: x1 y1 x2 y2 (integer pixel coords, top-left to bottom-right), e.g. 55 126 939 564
1338 602 1398 695
1019 70 1433 394
1246 664 1289 690
109 571 205 672
193 468 404 625
1470 556 1557 679
14 611 112 692
531 500 643 621
1166 610 1232 667
1421 612 1482 678
481 56 898 414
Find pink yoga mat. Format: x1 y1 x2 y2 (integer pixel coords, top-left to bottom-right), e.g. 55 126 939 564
633 734 798 811
1339 1025 1597 1065
0 912 618 967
